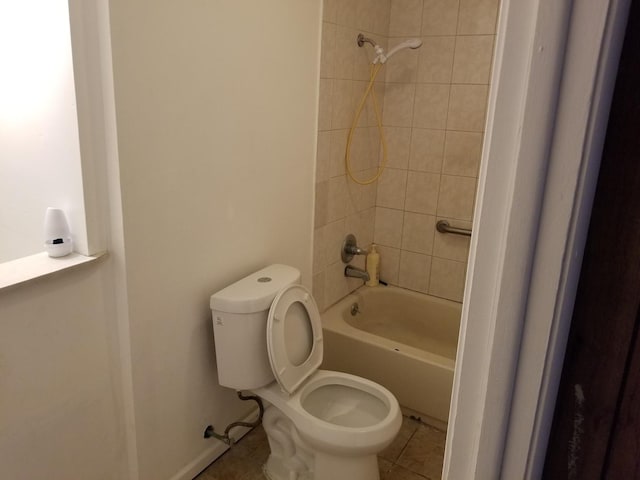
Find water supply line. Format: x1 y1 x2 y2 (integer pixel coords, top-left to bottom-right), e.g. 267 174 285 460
203 391 265 445
346 34 422 185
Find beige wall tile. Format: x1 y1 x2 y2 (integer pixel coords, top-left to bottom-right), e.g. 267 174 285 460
433 217 471 261
401 212 436 254
443 131 482 177
365 127 384 171
331 79 355 129
315 0 498 305
384 127 412 169
315 180 329 228
346 170 378 211
327 175 349 222
329 129 348 178
336 0 358 27
416 36 455 84
376 244 401 284
436 175 476 221
320 22 337 79
322 218 347 266
349 126 378 172
354 83 374 127
452 35 494 84
318 79 333 131
422 0 460 36
413 84 450 130
313 270 326 311
457 0 500 35
374 207 404 247
325 260 359 308
383 83 416 127
355 81 386 126
323 0 339 23
335 26 357 80
389 0 424 36
313 227 325 272
355 0 376 32
447 84 488 132
429 257 466 301
405 171 440 214
377 168 408 209
399 250 432 293
346 207 376 249
409 128 445 172
354 48 377 82
372 0 392 35
316 131 332 183
385 39 420 83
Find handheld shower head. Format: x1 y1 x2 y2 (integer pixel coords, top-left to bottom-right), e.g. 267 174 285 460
357 32 423 65
381 38 423 63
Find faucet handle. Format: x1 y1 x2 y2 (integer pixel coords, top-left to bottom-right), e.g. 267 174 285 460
341 234 368 263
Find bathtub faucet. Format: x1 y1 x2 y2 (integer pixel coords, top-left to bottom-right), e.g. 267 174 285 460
344 265 370 282
341 233 368 263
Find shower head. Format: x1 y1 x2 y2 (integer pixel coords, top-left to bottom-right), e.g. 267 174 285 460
378 38 423 63
357 32 423 65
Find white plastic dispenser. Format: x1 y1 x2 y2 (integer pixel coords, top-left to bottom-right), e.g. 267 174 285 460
366 244 380 286
43 207 73 257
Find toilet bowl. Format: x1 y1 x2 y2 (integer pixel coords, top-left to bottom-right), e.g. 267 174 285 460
257 370 399 454
210 265 401 480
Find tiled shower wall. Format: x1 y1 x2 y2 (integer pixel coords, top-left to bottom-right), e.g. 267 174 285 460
313 0 499 310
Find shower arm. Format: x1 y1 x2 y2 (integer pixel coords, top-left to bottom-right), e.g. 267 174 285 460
357 33 376 48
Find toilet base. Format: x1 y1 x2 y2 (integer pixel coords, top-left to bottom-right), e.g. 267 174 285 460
313 452 379 480
261 405 382 480
263 450 380 480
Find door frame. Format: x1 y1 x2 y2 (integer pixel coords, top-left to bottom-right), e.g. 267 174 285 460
444 0 632 478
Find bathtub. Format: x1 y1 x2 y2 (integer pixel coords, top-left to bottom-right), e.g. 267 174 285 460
321 285 461 427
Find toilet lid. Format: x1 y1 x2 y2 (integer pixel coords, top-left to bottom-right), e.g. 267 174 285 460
266 284 323 395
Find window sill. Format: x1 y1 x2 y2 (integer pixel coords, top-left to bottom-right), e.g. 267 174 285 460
0 251 106 291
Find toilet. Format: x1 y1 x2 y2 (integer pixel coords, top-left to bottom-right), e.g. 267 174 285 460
210 264 401 480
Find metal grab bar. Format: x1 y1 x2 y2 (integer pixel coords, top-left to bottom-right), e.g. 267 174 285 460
436 220 472 237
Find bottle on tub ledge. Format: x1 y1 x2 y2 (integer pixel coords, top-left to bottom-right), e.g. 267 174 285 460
365 244 380 287
44 207 73 258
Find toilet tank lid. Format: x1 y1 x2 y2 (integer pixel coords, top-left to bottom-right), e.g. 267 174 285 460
210 264 301 314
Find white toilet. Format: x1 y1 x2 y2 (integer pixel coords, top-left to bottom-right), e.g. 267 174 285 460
210 264 401 480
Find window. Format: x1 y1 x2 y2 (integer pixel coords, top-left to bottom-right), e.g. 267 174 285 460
0 0 86 263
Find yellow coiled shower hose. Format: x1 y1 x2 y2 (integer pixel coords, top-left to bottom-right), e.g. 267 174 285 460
345 62 387 185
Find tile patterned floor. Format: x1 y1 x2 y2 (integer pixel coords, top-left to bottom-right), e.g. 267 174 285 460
195 416 446 480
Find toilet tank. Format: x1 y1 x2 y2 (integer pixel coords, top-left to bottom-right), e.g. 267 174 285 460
210 264 301 390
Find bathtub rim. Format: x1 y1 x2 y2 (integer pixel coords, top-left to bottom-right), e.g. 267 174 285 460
321 285 459 372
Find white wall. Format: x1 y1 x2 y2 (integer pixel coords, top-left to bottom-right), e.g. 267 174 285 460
0 261 128 479
107 1 321 478
0 3 130 479
0 1 88 263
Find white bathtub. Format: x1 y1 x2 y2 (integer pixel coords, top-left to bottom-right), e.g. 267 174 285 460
321 285 461 427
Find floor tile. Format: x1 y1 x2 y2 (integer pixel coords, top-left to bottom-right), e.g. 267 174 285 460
382 463 429 480
197 417 446 480
196 426 269 480
379 457 394 476
396 424 446 479
380 415 421 463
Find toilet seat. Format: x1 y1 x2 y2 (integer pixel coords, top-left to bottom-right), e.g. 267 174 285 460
266 284 323 395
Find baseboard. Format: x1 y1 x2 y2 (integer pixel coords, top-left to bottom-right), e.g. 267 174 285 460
400 405 448 432
169 408 260 480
